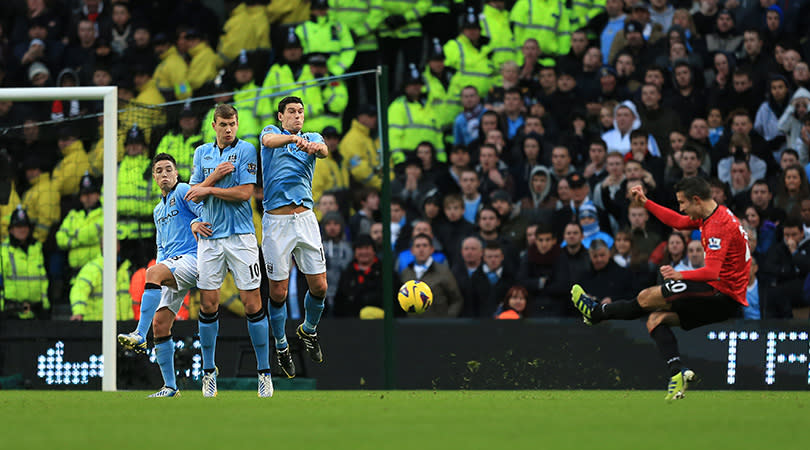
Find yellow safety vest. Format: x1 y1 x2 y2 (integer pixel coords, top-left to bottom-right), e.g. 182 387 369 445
480 3 518 73
117 153 157 240
339 119 384 189
55 206 103 269
379 0 431 39
442 35 494 98
423 66 463 133
70 256 134 321
312 154 351 204
296 16 357 76
387 96 444 165
0 240 48 319
510 0 572 56
155 131 203 183
328 0 385 52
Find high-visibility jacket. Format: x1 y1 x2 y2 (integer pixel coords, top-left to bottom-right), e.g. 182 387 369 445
153 46 191 100
88 136 126 177
571 0 606 32
510 0 572 56
257 64 348 134
117 153 157 240
423 66 462 132
328 0 385 52
130 259 189 321
480 3 517 73
267 0 310 24
56 205 102 269
70 256 134 321
442 34 494 98
379 0 431 40
0 184 21 242
52 139 90 198
21 172 60 242
296 15 356 76
257 63 307 121
188 41 222 91
339 119 383 189
201 81 262 150
388 95 444 165
217 3 271 65
303 76 349 134
0 239 48 319
312 153 351 204
117 79 167 148
155 131 203 183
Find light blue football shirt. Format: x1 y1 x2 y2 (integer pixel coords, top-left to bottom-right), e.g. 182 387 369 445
154 182 203 262
259 125 321 212
189 138 257 239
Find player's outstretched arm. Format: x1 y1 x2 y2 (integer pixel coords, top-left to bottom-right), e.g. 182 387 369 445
631 185 699 230
262 132 301 148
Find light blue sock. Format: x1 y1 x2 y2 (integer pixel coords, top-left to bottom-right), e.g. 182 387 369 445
269 300 288 349
246 310 270 371
198 309 219 371
154 337 176 390
303 291 325 334
136 286 161 337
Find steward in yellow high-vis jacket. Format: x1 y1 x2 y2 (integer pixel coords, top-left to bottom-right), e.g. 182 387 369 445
155 103 203 183
56 174 103 271
443 8 494 98
387 64 444 165
510 0 573 57
20 157 59 243
295 0 356 76
152 34 191 100
0 207 48 319
424 38 462 145
340 105 384 190
70 252 134 321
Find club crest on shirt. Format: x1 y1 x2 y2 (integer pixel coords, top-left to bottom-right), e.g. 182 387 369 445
169 197 176 207
708 237 721 250
228 154 237 163
247 162 257 175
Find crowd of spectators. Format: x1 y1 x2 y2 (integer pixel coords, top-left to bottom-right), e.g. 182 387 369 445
2 0 810 321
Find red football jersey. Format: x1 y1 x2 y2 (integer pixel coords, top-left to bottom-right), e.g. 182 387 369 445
645 201 751 306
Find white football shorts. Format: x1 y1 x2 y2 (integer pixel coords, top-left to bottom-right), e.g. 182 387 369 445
157 254 197 314
262 209 326 281
197 233 261 290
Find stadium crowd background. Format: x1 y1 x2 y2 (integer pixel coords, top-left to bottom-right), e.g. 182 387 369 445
1 0 810 322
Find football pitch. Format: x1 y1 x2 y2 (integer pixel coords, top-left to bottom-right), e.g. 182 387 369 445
1 390 807 450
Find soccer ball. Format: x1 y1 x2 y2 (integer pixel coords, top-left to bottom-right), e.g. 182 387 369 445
398 280 433 314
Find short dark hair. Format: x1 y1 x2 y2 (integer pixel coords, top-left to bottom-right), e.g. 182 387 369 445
484 241 503 253
152 153 177 171
565 221 583 234
588 137 607 150
782 216 803 231
782 148 800 161
534 222 553 236
629 129 647 142
412 233 433 247
674 176 712 200
504 87 522 97
278 96 304 114
213 103 238 121
681 146 702 159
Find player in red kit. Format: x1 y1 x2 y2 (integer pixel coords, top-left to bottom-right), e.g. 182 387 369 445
570 177 750 400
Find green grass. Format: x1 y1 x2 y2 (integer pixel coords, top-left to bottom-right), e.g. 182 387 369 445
1 390 807 450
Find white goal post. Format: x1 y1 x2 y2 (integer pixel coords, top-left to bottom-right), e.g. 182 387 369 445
0 86 118 391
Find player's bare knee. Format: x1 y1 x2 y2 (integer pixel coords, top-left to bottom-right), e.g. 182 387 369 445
152 310 173 336
269 286 288 302
310 281 327 298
